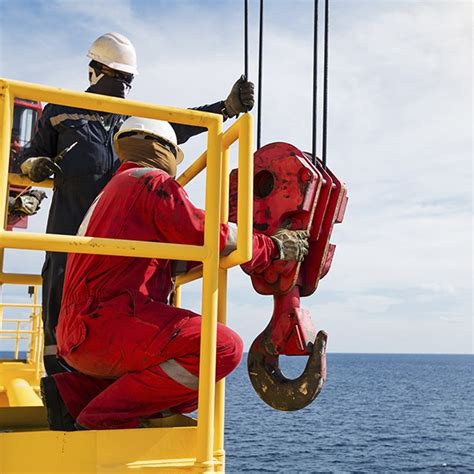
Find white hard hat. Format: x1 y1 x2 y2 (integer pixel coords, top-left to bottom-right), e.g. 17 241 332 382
87 32 138 75
114 117 184 164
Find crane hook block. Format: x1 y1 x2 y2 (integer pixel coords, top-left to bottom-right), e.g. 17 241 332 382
229 142 347 297
228 142 347 410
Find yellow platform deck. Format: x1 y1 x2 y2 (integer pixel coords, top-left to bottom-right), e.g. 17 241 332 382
1 406 210 473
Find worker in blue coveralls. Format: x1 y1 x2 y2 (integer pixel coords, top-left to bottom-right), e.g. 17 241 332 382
20 32 255 375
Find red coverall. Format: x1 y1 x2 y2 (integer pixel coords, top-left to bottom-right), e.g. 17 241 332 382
54 162 276 429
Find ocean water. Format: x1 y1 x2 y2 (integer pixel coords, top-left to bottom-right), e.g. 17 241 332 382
225 354 474 473
1 352 472 472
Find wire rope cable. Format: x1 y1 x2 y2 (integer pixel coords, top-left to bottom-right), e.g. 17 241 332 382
322 0 329 168
312 0 319 165
253 0 328 158
257 0 264 150
244 0 249 79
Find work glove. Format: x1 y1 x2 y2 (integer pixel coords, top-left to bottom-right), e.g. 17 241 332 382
224 75 255 118
271 229 310 262
10 189 47 216
20 156 62 182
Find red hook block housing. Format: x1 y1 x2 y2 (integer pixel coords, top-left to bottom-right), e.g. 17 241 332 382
229 142 347 410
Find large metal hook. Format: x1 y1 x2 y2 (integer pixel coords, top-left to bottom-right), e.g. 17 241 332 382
247 287 328 411
247 330 327 411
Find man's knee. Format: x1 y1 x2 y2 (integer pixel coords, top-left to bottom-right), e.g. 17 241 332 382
162 315 243 379
216 324 243 379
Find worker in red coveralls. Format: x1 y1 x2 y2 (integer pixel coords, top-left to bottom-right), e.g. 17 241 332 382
40 117 309 431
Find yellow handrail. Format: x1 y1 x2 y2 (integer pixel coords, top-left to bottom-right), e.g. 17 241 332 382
0 303 41 308
8 173 53 188
0 77 253 473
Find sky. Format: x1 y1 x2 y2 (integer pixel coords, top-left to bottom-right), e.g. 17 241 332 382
0 0 472 354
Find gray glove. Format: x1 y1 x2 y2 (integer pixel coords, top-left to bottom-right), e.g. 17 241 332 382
224 75 255 118
271 229 310 262
10 189 47 216
20 156 62 182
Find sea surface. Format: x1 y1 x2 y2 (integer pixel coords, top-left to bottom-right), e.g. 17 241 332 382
1 352 472 472
225 354 473 473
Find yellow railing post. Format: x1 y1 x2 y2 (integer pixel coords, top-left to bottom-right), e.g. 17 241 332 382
0 249 4 327
195 118 223 473
213 135 231 472
0 80 12 231
14 321 20 359
0 282 3 329
173 285 182 308
0 80 12 357
29 292 35 362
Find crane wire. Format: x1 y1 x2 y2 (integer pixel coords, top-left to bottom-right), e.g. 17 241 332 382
312 0 319 165
244 0 249 79
322 0 329 168
256 0 264 150
253 0 328 161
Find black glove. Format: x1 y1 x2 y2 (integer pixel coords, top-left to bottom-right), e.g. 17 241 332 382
271 229 310 262
224 75 255 118
20 156 62 182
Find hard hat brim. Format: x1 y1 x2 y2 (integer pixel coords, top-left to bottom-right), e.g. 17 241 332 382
87 51 139 75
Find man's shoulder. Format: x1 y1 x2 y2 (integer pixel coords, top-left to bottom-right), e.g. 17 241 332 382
42 103 93 125
115 165 170 182
43 103 91 115
101 167 176 208
113 166 179 192
43 103 124 127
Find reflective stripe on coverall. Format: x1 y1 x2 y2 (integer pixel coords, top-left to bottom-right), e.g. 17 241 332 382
21 98 228 374
53 162 276 429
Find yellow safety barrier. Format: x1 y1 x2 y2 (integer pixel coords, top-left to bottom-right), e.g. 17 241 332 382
8 173 53 188
0 77 253 473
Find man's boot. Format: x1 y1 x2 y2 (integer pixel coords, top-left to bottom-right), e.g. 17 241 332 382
40 376 76 431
